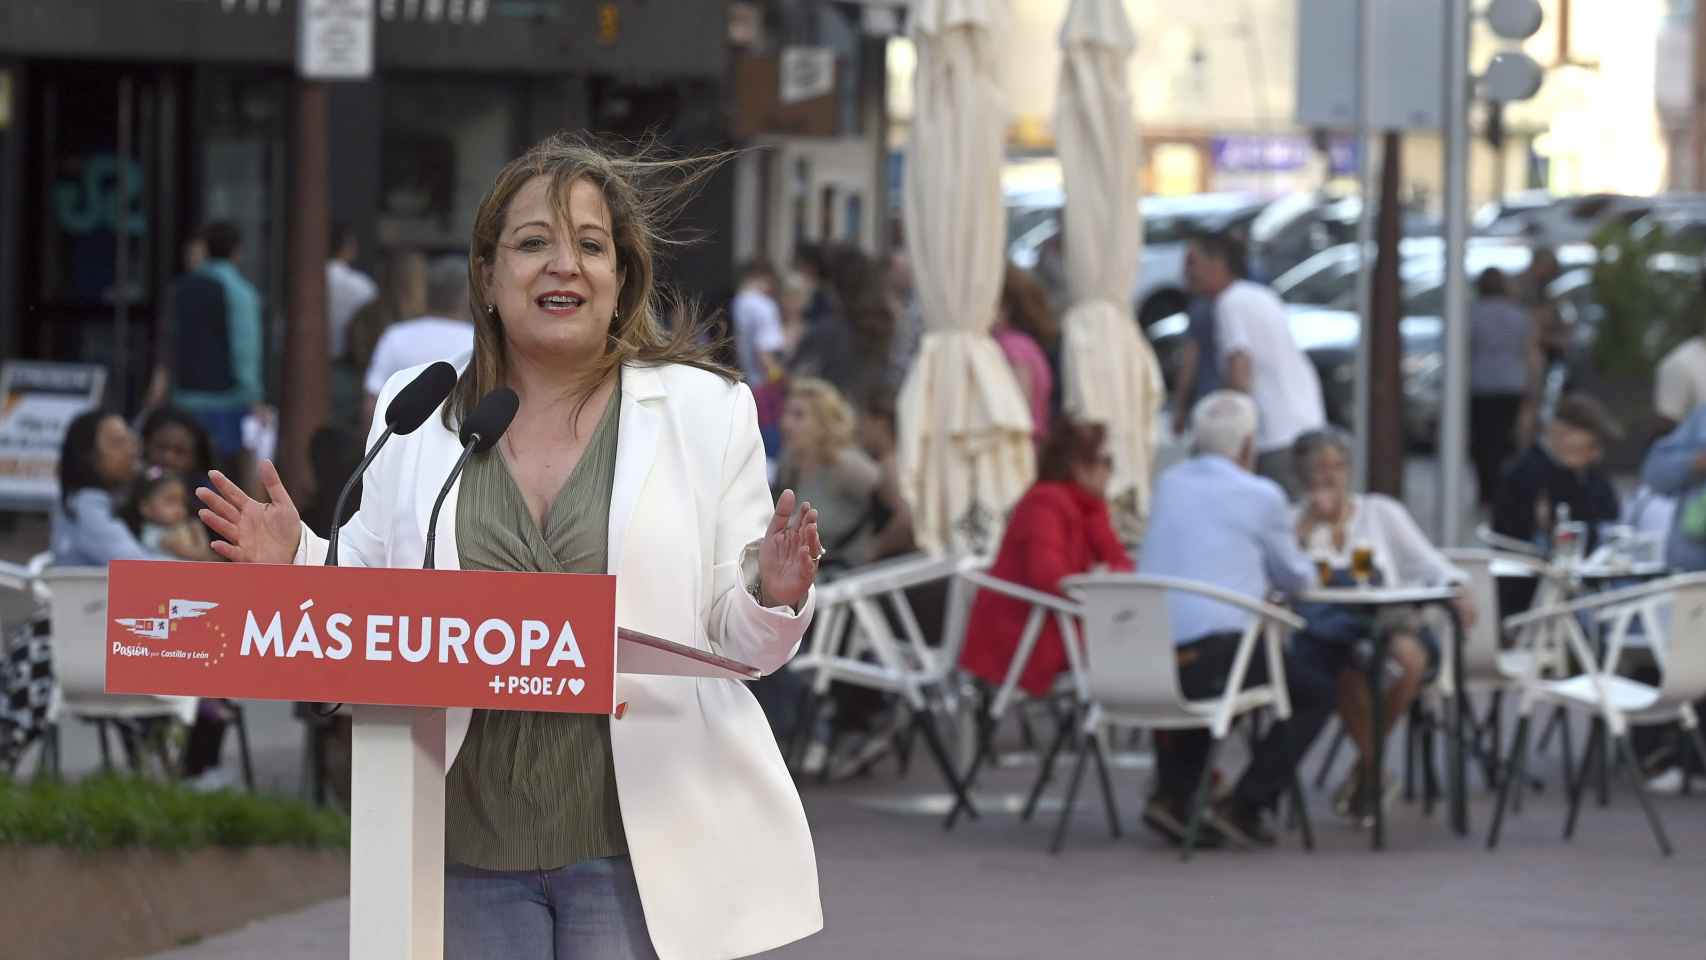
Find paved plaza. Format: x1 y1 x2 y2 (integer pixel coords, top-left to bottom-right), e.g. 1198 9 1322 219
141 724 1706 960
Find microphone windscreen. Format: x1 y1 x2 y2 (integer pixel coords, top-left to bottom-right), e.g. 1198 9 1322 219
384 362 459 435
460 388 519 453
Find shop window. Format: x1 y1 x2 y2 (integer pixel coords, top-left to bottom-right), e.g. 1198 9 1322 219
380 78 519 250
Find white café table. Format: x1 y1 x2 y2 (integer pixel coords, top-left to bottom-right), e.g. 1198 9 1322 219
1298 584 1466 850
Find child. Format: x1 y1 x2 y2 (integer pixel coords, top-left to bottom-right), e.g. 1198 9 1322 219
123 469 209 560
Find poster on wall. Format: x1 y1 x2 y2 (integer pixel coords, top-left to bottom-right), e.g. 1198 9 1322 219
0 362 107 512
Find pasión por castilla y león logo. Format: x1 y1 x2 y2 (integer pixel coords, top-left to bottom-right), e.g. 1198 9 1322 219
113 599 230 664
114 599 219 641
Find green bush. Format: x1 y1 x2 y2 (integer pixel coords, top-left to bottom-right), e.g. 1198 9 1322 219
1589 221 1702 377
0 776 349 852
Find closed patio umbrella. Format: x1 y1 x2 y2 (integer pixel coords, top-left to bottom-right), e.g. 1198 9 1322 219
897 0 1035 555
1054 0 1164 542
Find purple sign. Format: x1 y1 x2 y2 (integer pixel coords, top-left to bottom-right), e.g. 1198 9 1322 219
1211 134 1359 176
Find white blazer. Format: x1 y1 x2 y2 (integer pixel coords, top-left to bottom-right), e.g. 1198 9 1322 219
293 359 822 960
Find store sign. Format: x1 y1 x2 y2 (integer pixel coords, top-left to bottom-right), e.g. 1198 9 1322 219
0 362 107 511
378 0 489 23
780 47 835 105
298 0 376 80
1210 134 1358 176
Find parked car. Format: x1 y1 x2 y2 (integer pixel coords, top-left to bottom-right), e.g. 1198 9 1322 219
1473 192 1652 246
1156 240 1601 450
1627 194 1706 250
1147 304 1439 448
1250 192 1440 282
1007 191 1271 329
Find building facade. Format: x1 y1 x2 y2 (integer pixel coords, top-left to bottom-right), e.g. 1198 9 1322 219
0 0 733 412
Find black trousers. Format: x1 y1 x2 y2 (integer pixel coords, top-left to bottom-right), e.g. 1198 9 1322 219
1470 392 1524 507
181 701 230 777
1154 632 1336 812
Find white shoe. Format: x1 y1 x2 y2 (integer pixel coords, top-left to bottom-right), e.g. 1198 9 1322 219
183 767 235 794
798 742 828 777
1645 767 1687 795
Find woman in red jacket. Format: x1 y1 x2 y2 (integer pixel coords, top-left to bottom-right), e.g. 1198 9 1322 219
959 418 1134 697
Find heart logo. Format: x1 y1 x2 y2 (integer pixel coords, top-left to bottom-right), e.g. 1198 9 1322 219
567 678 586 696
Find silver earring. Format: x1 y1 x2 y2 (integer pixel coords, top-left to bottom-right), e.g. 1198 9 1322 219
486 304 496 317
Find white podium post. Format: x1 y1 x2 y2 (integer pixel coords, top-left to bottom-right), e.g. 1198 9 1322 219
350 706 447 960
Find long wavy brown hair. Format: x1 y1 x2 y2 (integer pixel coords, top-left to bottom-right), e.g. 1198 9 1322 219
999 264 1058 346
445 132 736 429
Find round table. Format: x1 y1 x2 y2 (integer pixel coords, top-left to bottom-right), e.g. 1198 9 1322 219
1299 584 1466 850
1489 558 1671 582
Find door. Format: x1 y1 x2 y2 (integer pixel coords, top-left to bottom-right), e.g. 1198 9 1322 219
23 63 183 414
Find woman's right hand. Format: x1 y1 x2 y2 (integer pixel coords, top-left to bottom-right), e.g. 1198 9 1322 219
195 459 303 564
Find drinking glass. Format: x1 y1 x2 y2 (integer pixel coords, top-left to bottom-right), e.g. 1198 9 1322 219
1350 545 1374 587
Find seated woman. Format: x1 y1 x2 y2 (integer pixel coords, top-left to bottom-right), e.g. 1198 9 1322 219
52 411 230 786
53 411 203 564
1289 428 1475 822
959 418 1133 700
776 377 908 574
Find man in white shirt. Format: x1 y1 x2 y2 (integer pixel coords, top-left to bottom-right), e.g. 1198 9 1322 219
326 223 377 360
731 260 785 385
363 255 475 427
1653 308 1706 432
1186 231 1325 495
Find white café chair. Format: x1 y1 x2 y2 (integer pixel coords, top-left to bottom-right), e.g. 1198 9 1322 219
40 566 210 780
1486 574 1706 856
1446 548 1586 788
1435 550 1553 782
786 551 983 805
0 551 53 607
1056 572 1312 859
939 563 1094 832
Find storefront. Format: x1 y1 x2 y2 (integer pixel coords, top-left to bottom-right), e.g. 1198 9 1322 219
0 0 732 413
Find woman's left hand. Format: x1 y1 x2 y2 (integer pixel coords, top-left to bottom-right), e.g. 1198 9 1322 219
758 489 822 609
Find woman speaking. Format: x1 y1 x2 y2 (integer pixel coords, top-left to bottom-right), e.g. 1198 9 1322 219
196 134 824 960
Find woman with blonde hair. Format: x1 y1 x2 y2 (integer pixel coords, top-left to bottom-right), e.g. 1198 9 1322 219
196 133 825 960
777 377 908 573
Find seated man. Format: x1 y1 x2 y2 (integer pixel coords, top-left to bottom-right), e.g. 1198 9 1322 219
1139 390 1336 848
1492 392 1622 614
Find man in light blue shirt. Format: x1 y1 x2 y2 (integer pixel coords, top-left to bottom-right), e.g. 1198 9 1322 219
1138 390 1335 847
1642 405 1706 573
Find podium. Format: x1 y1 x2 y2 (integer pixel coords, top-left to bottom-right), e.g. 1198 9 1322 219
105 560 761 960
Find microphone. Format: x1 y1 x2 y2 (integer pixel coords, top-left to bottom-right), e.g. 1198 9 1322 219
325 362 458 567
423 387 519 570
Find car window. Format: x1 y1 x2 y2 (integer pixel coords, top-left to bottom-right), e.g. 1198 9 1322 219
1406 283 1443 316
1147 215 1190 246
1277 257 1356 306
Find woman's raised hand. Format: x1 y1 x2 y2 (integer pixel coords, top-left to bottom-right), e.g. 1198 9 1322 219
195 459 303 565
758 489 823 609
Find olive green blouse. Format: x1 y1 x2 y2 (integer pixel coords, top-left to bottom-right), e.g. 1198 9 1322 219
444 391 626 871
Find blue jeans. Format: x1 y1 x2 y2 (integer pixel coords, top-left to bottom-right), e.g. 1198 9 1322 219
445 857 657 960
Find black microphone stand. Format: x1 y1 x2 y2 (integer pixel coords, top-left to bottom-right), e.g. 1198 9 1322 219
324 426 394 567
422 436 484 570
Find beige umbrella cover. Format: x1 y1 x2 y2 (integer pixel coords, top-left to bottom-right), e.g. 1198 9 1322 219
898 0 1035 555
1054 0 1164 543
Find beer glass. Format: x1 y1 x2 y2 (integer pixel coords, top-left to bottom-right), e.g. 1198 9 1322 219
1350 544 1374 587
1314 554 1334 587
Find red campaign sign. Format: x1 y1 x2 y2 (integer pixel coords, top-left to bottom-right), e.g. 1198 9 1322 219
105 560 616 714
